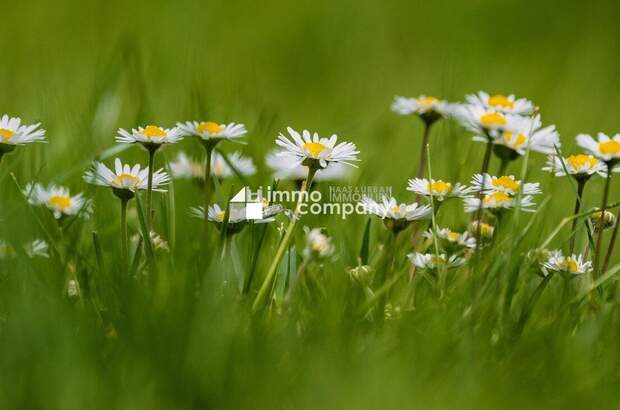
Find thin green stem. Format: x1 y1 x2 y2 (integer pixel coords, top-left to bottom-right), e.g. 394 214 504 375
415 123 433 180
569 179 586 255
203 144 214 239
146 147 156 231
473 139 493 242
594 166 612 277
120 198 129 274
603 198 620 274
252 167 317 312
497 157 509 176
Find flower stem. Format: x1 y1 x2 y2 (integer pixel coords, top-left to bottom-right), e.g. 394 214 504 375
602 199 620 275
120 197 129 274
594 166 612 277
497 157 509 176
569 179 586 255
203 144 214 239
252 167 317 313
415 122 433 179
473 139 494 238
146 147 157 231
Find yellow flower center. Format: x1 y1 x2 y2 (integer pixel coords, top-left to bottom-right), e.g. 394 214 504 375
197 121 224 135
563 259 579 274
491 176 520 192
567 154 597 170
303 142 328 158
487 95 514 109
391 206 401 214
0 128 15 142
417 96 438 107
142 125 167 139
447 231 460 241
215 211 225 221
428 180 453 195
503 131 527 148
479 222 493 236
599 140 620 155
483 191 511 206
480 112 507 127
114 173 141 187
48 195 72 210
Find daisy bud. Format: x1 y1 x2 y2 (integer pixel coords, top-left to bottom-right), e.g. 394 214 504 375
303 227 335 260
590 209 616 231
347 265 373 286
469 221 494 240
66 280 80 300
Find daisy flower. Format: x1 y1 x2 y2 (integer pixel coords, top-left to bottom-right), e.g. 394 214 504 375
391 95 452 124
275 127 359 170
463 191 536 213
84 158 169 199
542 154 606 178
116 125 183 148
191 202 283 228
453 104 512 139
23 183 92 220
408 252 465 270
469 221 494 240
465 91 535 115
542 250 591 276
470 174 541 196
576 132 620 164
177 121 247 145
407 178 471 201
266 149 351 182
169 152 203 180
423 228 476 249
360 196 431 233
0 114 46 158
24 239 50 258
170 151 256 180
484 115 560 158
303 227 335 260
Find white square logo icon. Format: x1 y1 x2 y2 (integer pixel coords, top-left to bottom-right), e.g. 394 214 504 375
245 202 263 220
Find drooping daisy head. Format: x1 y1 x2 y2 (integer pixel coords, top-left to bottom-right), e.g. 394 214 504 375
0 115 46 156
464 191 536 213
360 196 431 233
542 250 591 276
116 125 183 148
265 149 352 182
576 133 620 164
391 95 451 125
177 121 247 145
23 183 92 220
489 115 560 160
423 227 477 250
84 158 169 199
465 92 535 115
303 227 335 260
542 154 606 179
275 127 359 170
408 252 465 271
471 174 541 196
407 178 471 202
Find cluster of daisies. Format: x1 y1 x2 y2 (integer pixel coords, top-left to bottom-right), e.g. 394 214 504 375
391 91 620 278
2 89 620 309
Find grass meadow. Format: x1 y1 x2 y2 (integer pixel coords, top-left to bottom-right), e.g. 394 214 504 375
2 0 620 408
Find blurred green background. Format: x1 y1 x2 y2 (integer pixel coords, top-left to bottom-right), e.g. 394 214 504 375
2 0 620 409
